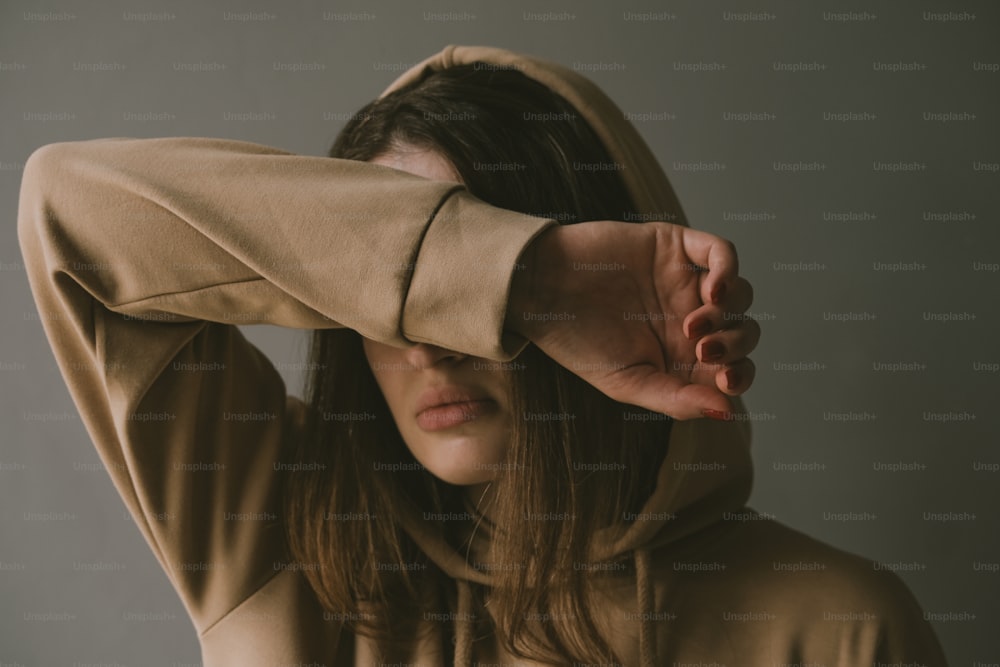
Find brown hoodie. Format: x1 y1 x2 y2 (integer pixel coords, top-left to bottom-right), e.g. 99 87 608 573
17 44 947 666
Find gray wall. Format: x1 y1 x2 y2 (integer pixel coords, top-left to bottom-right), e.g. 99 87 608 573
1 0 996 663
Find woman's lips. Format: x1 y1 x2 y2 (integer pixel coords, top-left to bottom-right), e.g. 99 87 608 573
416 400 498 431
415 386 498 432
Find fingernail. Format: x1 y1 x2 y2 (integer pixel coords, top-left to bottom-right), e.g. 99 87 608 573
700 341 725 362
702 409 732 421
711 281 727 304
725 368 739 391
688 318 712 339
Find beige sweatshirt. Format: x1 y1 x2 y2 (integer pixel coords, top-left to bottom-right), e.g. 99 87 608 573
17 44 948 666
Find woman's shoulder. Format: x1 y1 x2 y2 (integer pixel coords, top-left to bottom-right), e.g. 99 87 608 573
639 509 949 664
660 509 929 611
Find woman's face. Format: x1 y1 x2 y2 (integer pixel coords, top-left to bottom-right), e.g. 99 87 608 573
362 147 512 487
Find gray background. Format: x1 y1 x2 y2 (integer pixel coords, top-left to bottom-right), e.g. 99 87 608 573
1 0 997 663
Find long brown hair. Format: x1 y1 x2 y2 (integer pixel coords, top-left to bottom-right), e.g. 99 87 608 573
282 63 673 664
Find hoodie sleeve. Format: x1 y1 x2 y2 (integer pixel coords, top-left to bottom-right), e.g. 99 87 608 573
16 137 555 633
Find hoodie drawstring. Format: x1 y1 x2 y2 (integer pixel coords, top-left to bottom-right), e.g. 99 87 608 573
636 547 656 667
454 578 474 666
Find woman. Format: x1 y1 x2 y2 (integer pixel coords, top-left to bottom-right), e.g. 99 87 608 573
18 45 946 665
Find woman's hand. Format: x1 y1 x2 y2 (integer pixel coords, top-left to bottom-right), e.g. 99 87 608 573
507 221 759 420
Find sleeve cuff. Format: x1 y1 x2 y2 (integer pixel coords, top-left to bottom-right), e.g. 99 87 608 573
402 189 557 360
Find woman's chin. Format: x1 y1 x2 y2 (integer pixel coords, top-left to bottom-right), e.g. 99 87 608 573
411 440 504 486
422 456 502 487
400 423 508 487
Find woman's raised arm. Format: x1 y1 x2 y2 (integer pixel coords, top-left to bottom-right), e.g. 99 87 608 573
15 136 555 635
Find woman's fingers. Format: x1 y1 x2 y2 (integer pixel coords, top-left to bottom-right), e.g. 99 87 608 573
685 276 755 339
695 316 761 365
674 226 740 306
686 310 760 394
681 259 758 395
686 276 754 336
690 357 757 396
718 357 757 395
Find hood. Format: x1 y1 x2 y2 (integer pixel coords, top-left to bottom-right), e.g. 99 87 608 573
379 45 754 664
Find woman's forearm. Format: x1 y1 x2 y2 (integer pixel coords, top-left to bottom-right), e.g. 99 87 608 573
18 136 555 356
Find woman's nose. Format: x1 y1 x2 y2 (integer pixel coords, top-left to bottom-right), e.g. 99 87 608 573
403 342 467 369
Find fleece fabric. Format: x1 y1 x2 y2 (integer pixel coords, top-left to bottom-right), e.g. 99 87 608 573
17 44 948 666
